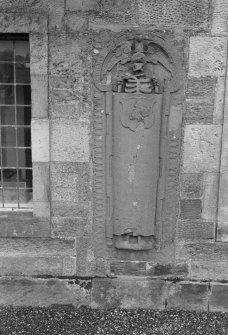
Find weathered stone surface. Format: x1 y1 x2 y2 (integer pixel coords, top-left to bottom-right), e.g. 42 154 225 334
52 187 78 203
51 172 78 189
0 278 90 306
182 125 222 173
51 164 91 202
66 13 87 33
51 172 81 203
63 256 77 276
191 260 228 281
31 119 50 162
33 162 50 203
50 103 77 119
211 0 228 36
50 88 81 105
0 214 50 237
219 117 228 173
51 201 90 217
146 263 189 278
0 0 48 12
30 33 48 76
187 77 217 99
49 35 84 78
51 162 90 174
180 173 203 199
180 200 202 219
214 76 226 124
176 220 214 241
76 237 95 276
33 201 50 218
51 217 90 238
185 100 213 124
137 0 210 28
0 13 48 33
50 102 90 122
217 222 228 242
91 278 167 309
169 105 182 132
48 0 65 32
176 243 228 262
110 261 147 276
218 172 228 240
0 238 75 256
66 0 99 11
202 173 219 221
189 37 227 78
51 120 90 162
209 284 228 312
31 74 48 118
167 282 209 311
0 256 63 276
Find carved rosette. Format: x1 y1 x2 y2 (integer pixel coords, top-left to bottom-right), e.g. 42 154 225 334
93 32 182 252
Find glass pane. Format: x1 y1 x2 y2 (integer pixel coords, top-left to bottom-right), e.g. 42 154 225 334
0 63 14 83
16 85 31 105
0 85 14 104
17 106 31 125
15 41 30 62
15 63 30 83
19 188 32 208
1 127 16 146
18 169 32 187
0 106 15 125
18 148 31 167
2 168 17 183
2 188 19 207
0 41 13 61
17 127 31 147
2 148 16 167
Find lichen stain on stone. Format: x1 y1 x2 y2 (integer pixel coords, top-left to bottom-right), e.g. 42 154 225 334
128 145 140 183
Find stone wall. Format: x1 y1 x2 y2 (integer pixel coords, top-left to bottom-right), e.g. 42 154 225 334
0 0 228 311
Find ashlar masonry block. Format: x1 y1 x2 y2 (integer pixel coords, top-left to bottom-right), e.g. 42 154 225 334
31 74 48 118
189 37 227 78
202 172 219 221
91 278 168 309
0 278 90 307
0 13 48 33
167 282 209 311
30 33 48 75
211 0 228 36
31 119 49 162
182 125 222 173
51 120 90 162
209 284 228 312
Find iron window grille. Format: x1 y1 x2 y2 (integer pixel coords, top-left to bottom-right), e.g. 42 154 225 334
0 34 32 210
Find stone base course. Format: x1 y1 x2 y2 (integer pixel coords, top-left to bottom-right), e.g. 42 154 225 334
0 277 227 312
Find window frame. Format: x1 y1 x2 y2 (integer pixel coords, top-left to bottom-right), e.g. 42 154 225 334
0 14 50 219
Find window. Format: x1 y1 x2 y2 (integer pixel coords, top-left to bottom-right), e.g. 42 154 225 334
0 35 32 210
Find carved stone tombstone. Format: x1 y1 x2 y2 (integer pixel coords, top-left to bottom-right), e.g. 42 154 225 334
93 33 181 251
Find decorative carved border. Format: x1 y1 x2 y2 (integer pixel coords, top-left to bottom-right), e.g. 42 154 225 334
92 30 183 255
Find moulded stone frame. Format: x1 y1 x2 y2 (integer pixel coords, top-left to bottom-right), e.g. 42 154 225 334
0 13 50 220
92 30 184 257
217 48 228 241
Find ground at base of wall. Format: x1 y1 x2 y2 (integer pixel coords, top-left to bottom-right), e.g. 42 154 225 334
0 306 228 335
